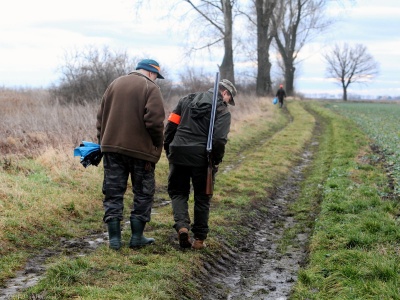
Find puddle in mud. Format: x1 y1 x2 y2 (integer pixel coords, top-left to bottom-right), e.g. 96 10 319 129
0 232 108 300
0 199 172 300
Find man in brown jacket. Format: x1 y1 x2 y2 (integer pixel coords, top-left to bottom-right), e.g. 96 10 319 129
96 59 165 250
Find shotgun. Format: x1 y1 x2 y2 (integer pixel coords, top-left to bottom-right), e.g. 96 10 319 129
205 72 220 195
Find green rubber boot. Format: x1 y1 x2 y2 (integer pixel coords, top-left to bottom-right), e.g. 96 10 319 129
129 218 155 248
107 218 122 250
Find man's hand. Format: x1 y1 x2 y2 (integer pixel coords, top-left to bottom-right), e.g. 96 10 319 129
213 164 219 173
164 144 170 157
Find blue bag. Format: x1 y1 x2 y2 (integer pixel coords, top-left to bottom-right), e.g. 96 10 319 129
74 141 103 168
273 97 278 105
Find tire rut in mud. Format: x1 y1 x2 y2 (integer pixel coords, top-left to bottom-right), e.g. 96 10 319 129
193 114 322 300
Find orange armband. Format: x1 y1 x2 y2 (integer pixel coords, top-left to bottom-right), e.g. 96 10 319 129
168 112 181 125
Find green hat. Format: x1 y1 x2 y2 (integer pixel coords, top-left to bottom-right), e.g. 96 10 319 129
136 59 164 79
219 79 237 106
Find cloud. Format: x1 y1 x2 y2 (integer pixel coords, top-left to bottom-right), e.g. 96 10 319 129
0 0 399 98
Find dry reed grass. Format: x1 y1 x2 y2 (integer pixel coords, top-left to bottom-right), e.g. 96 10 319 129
1 88 98 157
0 88 273 159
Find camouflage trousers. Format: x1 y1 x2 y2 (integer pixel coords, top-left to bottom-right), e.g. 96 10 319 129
102 152 155 223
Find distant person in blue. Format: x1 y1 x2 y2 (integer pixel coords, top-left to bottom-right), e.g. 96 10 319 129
96 59 165 250
276 84 287 108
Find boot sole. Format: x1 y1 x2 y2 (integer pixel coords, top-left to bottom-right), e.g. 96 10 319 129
178 232 192 248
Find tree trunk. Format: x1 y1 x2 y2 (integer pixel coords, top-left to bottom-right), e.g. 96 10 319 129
219 30 234 82
255 0 276 96
284 62 295 96
219 0 235 83
342 84 347 101
256 57 272 96
256 24 273 96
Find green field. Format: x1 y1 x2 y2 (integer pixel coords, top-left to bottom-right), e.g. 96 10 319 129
326 102 400 195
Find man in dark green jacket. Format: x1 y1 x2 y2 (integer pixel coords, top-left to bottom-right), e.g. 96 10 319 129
96 59 165 250
164 79 236 250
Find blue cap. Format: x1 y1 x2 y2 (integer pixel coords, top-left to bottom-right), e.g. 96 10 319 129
135 59 164 79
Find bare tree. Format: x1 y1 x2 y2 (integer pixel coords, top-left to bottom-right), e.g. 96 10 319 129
178 67 213 94
132 1 236 82
324 43 379 101
52 45 175 104
181 0 236 83
51 46 137 104
273 0 333 96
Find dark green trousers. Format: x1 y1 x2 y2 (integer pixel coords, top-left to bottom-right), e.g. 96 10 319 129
168 164 212 240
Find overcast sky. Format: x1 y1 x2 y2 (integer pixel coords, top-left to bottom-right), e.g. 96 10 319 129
0 0 399 98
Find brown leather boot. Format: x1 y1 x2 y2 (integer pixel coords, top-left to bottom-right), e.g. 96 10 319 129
178 228 192 249
192 238 206 250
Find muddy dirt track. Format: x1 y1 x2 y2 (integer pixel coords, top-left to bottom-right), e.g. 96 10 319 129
1 107 321 300
191 116 322 300
197 150 315 299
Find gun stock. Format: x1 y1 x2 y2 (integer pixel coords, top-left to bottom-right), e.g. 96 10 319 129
206 154 213 195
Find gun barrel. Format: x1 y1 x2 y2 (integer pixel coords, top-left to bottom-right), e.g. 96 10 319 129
206 72 220 153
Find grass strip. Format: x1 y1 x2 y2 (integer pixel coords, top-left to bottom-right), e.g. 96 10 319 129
290 102 400 299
